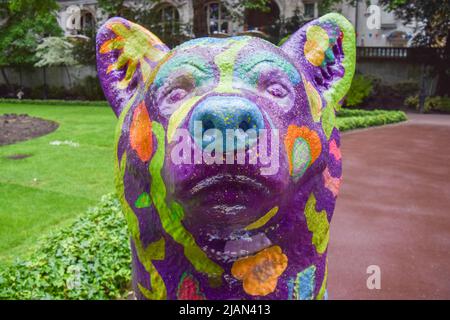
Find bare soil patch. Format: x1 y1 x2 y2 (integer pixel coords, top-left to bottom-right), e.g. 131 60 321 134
0 114 59 146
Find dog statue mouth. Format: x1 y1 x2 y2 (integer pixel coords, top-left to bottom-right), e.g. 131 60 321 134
174 173 283 251
178 173 277 221
188 174 271 201
205 232 275 263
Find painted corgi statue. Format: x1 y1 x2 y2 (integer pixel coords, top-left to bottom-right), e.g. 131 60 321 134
96 12 355 300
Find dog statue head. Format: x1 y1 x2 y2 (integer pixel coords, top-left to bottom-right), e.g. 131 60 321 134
97 13 355 300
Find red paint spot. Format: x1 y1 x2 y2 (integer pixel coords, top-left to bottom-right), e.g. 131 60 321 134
130 102 153 162
177 273 206 300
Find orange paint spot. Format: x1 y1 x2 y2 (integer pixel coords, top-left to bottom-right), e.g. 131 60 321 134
130 102 153 162
231 246 288 296
284 125 322 175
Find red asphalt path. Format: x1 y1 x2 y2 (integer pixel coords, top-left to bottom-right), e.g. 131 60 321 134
328 113 450 299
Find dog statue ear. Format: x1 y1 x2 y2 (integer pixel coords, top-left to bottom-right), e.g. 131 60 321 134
281 13 356 138
96 17 170 117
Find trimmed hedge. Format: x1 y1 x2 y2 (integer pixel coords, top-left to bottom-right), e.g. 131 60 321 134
337 109 407 131
344 75 373 107
0 99 108 107
405 95 450 113
0 195 131 300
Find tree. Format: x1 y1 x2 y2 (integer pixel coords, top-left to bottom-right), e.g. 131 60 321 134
377 0 450 96
0 0 62 93
35 37 78 88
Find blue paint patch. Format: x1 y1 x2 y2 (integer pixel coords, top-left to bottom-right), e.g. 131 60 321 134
188 96 265 151
153 54 214 88
295 265 316 300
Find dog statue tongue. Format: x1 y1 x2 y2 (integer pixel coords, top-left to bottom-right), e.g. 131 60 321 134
96 13 355 300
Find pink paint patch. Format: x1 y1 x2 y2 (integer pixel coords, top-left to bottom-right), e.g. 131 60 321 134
323 167 342 197
329 139 342 161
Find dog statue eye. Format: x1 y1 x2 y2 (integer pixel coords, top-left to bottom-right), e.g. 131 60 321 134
266 83 288 98
166 88 188 104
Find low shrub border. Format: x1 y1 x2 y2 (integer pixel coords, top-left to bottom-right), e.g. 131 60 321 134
337 109 407 131
0 99 108 107
0 195 131 300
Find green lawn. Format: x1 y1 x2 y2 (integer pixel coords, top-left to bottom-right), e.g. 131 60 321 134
0 103 117 263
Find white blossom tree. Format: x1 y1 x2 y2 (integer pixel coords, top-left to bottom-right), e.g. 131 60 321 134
35 37 78 88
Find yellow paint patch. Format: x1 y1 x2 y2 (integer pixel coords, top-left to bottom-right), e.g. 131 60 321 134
167 95 203 143
244 207 279 231
302 73 323 122
304 25 329 67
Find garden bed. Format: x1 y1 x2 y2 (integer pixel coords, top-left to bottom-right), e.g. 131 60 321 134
0 99 108 107
0 113 59 146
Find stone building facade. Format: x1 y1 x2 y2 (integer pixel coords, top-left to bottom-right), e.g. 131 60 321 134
57 0 320 39
57 0 416 47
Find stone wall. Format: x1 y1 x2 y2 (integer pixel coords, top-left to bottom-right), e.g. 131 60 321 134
0 65 96 93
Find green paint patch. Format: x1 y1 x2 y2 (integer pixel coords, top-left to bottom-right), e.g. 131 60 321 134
214 39 250 93
322 103 336 140
167 95 203 142
116 154 167 299
150 122 224 282
304 193 330 255
292 138 311 179
135 192 151 208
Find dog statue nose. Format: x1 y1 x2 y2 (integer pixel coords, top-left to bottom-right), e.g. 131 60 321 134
188 96 265 151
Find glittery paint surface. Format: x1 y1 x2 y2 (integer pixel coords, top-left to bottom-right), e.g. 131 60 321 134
96 13 355 300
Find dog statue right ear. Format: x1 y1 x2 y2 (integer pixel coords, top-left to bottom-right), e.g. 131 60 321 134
281 13 356 138
96 17 170 117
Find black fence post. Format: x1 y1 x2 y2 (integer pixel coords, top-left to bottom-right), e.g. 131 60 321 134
43 67 48 100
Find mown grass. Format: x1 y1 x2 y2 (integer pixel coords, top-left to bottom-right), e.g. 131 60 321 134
0 103 117 263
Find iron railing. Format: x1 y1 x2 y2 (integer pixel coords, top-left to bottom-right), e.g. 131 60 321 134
357 46 445 63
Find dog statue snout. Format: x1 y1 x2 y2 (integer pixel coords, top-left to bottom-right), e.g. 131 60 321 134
188 96 265 151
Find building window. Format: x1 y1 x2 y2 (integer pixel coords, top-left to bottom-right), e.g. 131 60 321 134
80 11 95 33
156 4 180 33
304 2 315 19
245 0 280 32
205 2 231 34
66 9 96 36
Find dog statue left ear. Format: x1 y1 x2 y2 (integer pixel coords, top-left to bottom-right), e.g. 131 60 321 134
96 17 170 117
281 13 356 138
